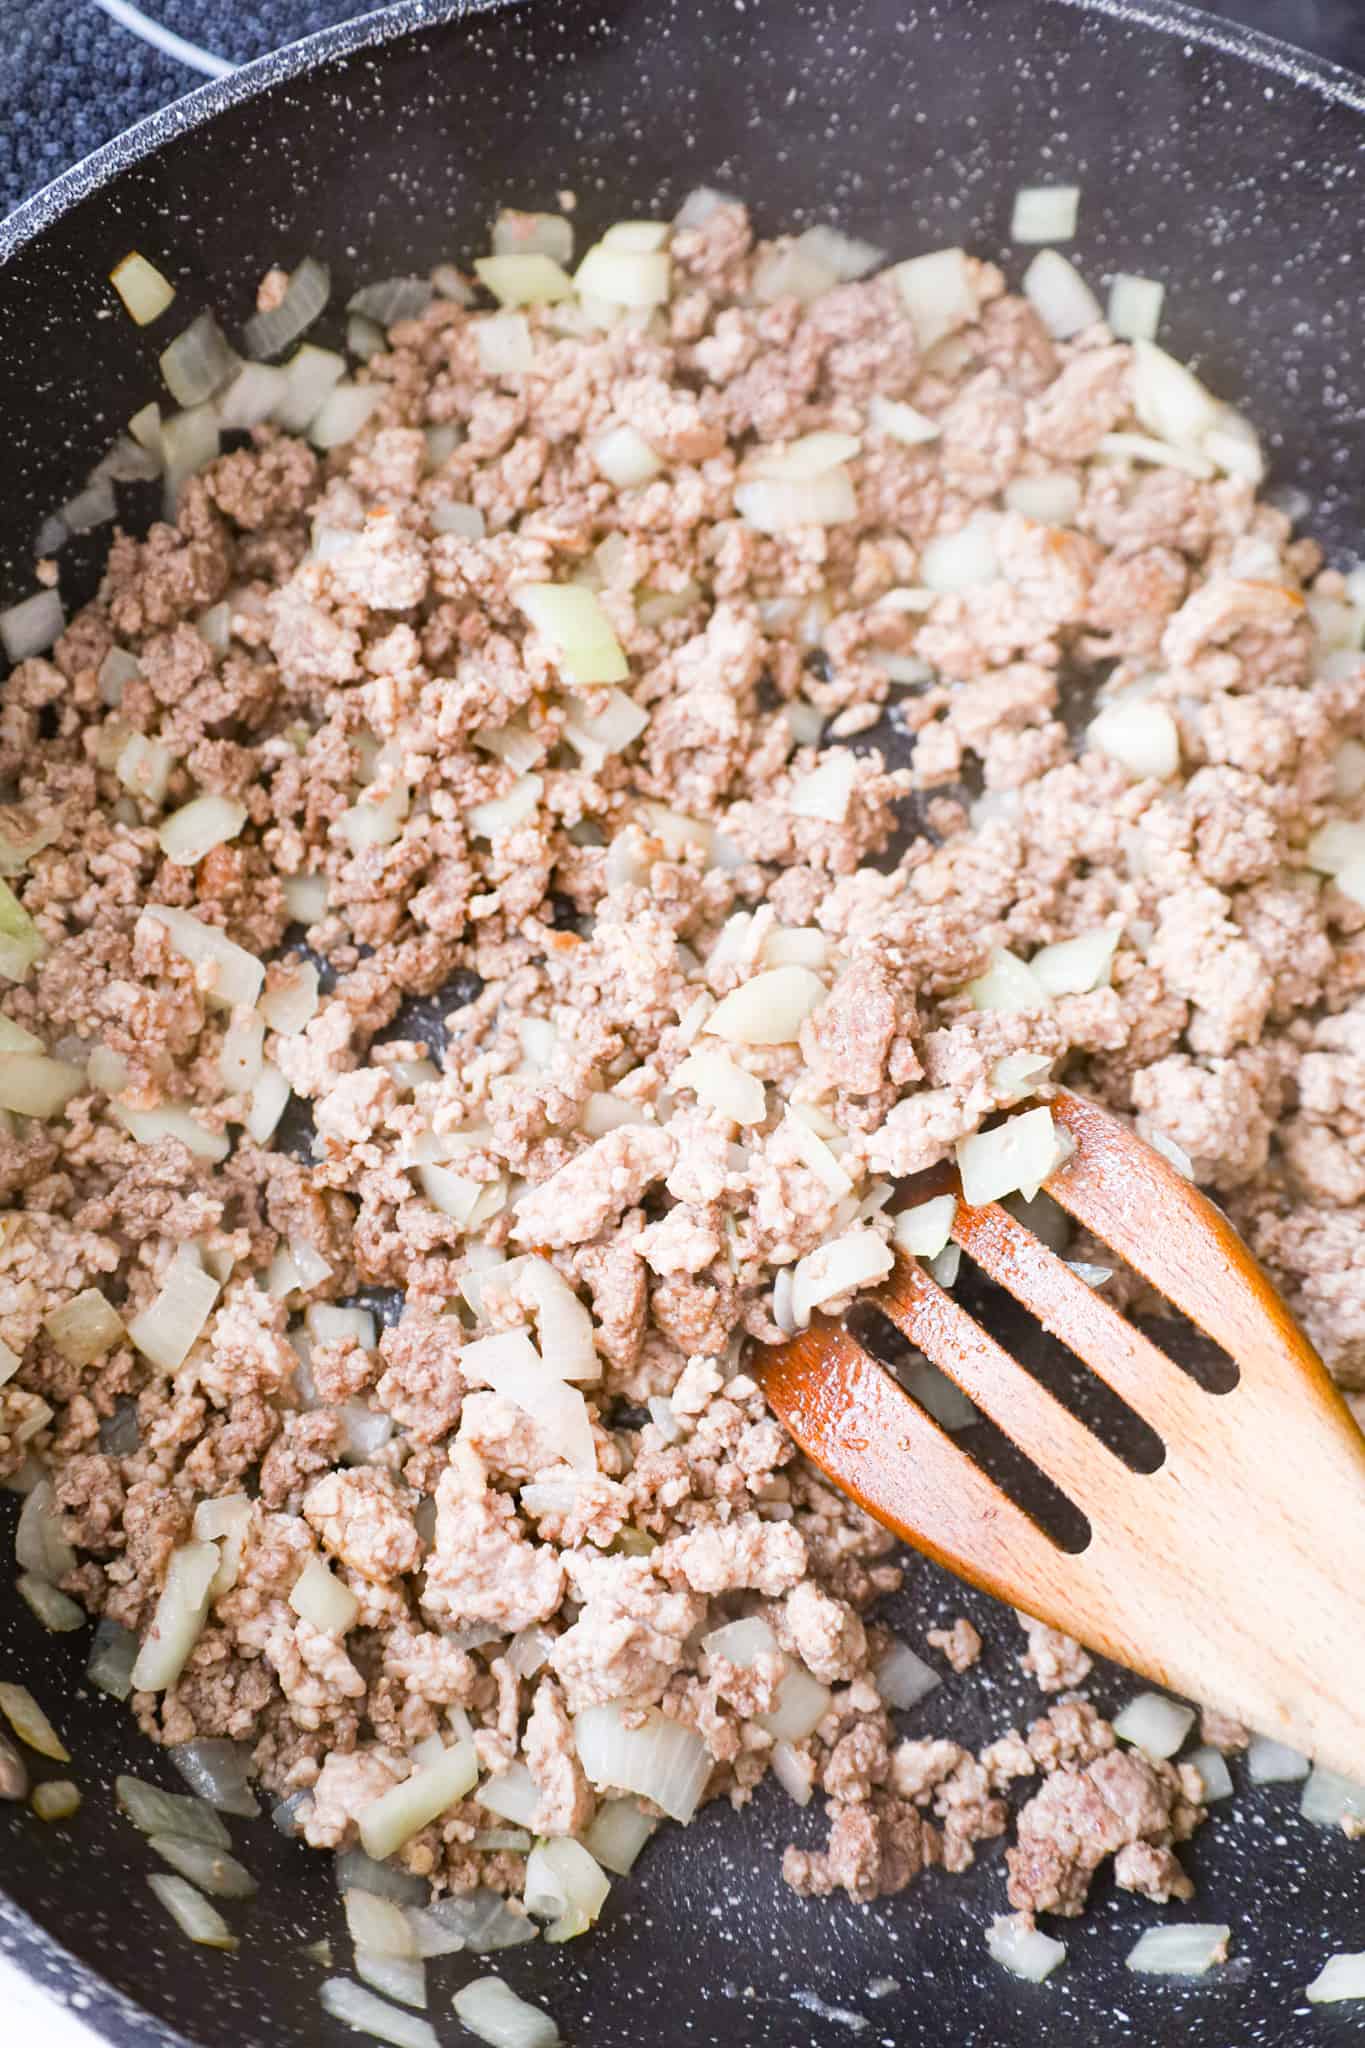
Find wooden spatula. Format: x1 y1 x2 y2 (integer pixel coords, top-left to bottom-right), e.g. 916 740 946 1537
754 1089 1365 1778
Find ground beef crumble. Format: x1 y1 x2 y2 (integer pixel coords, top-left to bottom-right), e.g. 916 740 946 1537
3 197 1363 1949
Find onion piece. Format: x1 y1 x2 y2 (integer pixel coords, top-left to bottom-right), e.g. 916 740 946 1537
113 1101 229 1164
1307 1954 1365 2004
704 965 825 1046
1132 338 1220 449
129 401 163 456
575 242 669 308
918 512 1000 591
757 1661 831 1744
127 1253 221 1372
18 1575 85 1631
892 1195 957 1260
1004 472 1082 523
310 383 386 450
1029 926 1118 997
491 1257 598 1383
290 1555 361 1637
476 313 534 375
150 1834 257 1899
244 256 331 359
1125 1924 1230 1977
0 588 64 664
0 1054 81 1116
131 1539 220 1691
588 424 662 488
1245 1735 1309 1783
275 345 347 432
0 1682 70 1760
357 1742 479 1861
431 500 485 538
734 470 856 534
875 1639 942 1711
791 1229 894 1326
333 1850 428 1907
87 1616 139 1700
475 255 574 307
493 211 574 263
562 686 648 768
31 1779 81 1822
1300 1764 1365 1830
148 1873 237 1950
1023 249 1102 338
110 251 176 325
670 1048 766 1127
116 731 178 806
867 394 939 445
513 584 627 686
1095 430 1214 480
161 404 221 516
348 276 435 325
145 905 265 1010
157 795 248 867
159 313 237 407
1011 185 1080 243
1107 272 1164 343
1088 698 1180 780
347 1889 418 1958
573 1703 710 1823
16 1476 76 1582
477 1762 540 1829
60 476 117 534
458 1331 596 1473
218 361 290 430
356 1953 428 2010
790 752 858 824
1184 1746 1234 1803
957 1107 1068 1207
409 1891 536 1959
116 1773 231 1846
322 1980 437 2048
582 1798 658 1876
1113 1692 1196 1760
452 1978 560 2048
466 773 542 840
987 1912 1067 1982
524 1836 610 1940
170 1737 259 1816
890 248 976 350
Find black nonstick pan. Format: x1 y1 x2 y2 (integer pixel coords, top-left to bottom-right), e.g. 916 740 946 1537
1 2 1364 2044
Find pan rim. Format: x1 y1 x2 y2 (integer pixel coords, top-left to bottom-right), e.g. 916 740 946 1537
2 0 1365 267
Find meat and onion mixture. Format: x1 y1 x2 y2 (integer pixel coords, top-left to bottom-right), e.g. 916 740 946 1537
3 193 1365 1965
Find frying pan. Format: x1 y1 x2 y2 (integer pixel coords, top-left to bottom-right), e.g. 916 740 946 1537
1 1 1364 2042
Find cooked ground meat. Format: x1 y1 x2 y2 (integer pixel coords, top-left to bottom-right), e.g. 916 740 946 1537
3 194 1361 1945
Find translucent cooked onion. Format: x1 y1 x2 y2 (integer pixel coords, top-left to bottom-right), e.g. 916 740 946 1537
1132 338 1220 450
476 312 535 375
1125 1924 1230 1977
867 394 939 445
957 1107 1067 1207
407 1890 537 1959
573 1703 710 1823
170 1737 259 1816
1004 472 1082 524
0 879 47 985
757 1661 831 1744
0 587 65 665
1184 1746 1234 1803
477 1761 541 1829
783 1111 853 1198
1023 248 1101 338
0 1682 70 1761
1096 430 1214 480
1010 185 1080 243
582 1798 658 1876
61 476 117 534
218 361 290 430
769 1742 814 1807
670 1048 766 1127
465 773 543 843
704 965 825 1046
127 1252 221 1372
493 211 574 263
874 1639 942 1711
1029 926 1118 997
1108 273 1165 343
131 1540 221 1691
114 1100 229 1163
357 1742 479 1861
110 251 176 325
452 1978 560 2048
734 469 856 534
1112 1692 1196 1759
702 1615 779 1666
892 1195 957 1260
431 500 486 538
31 1778 81 1822
260 959 319 1036
494 1257 598 1383
276 345 347 432
322 1979 437 2048
575 241 670 308
245 1061 291 1144
160 404 221 515
145 905 264 1010
461 1331 596 1471
151 1833 257 1898
160 313 238 407
148 1872 237 1950
1300 1764 1365 1829
524 1836 610 1940
562 686 649 769
890 248 976 350
356 1953 428 2009
1088 698 1180 781
116 1773 230 1846
116 731 177 805
346 1888 418 1958
1245 1735 1309 1783
348 276 435 325
791 1229 893 1325
1307 1954 1365 2005
475 255 574 307
290 1555 361 1637
0 1053 82 1116
15 1475 76 1579
333 1849 428 1906
244 256 331 359
513 584 627 686
761 926 829 970
588 422 663 488
790 751 858 824
918 512 1000 590
158 794 248 868
987 1912 1067 1982
87 1616 139 1700
18 1574 85 1631
310 383 386 450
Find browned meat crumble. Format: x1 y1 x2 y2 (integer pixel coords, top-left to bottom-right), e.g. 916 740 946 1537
3 195 1364 1946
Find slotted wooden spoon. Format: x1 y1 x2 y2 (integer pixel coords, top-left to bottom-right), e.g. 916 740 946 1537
754 1089 1365 1778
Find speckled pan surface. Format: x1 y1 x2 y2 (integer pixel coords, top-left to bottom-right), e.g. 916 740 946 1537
1 1 1364 2044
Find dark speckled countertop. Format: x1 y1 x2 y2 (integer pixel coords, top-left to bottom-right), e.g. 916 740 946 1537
0 0 1363 212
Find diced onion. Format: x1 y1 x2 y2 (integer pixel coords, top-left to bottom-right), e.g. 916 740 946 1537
1113 1692 1196 1760
562 686 649 768
116 731 177 806
117 1772 231 1846
458 1330 595 1473
332 1850 428 1907
113 1101 229 1163
1107 273 1164 343
18 1575 85 1631
127 1252 221 1371
784 1111 853 1196
159 313 238 407
157 795 247 868
1 588 64 664
791 1227 892 1326
957 1107 1067 1207
702 1615 779 1666
1307 1954 1365 2004
513 584 627 686
31 1779 81 1822
1011 185 1080 243
43 1289 124 1370
734 470 856 534
110 251 176 325
290 1554 360 1636
16 1476 77 1581
145 905 265 1010
493 1257 598 1383
506 1626 554 1680
61 476 117 534
475 255 574 307
582 1799 658 1876
407 1891 536 1958
431 500 486 538
348 276 435 325
148 1873 237 1950
892 1195 957 1260
918 513 1000 591
0 1682 69 1760
588 424 663 488
87 1616 139 1700
1125 1925 1230 1977
1305 819 1365 876
867 394 939 446
1088 698 1180 780
260 959 319 1037
349 315 387 362
790 752 858 824
477 1762 541 1829
346 1889 418 1958
0 1053 82 1116
670 1048 766 1127
244 256 331 359
161 405 221 516
875 1639 942 1711
322 1980 437 2048
476 313 534 375
308 1303 377 1349
890 249 976 350
704 966 826 1046
1184 1747 1234 1802
356 1953 428 2010
1300 1764 1365 1830
1004 472 1082 523
129 401 163 455
761 927 830 970
524 1836 609 1941
575 242 669 308
170 1737 259 1816
987 1912 1067 1982
131 1540 220 1691
357 1742 479 1862
310 383 386 450
1023 249 1102 338
151 1834 257 1898
452 1978 560 2048
573 1703 710 1823
218 362 290 430
1245 1735 1309 1783
967 948 1050 1014
276 345 347 433
769 1742 814 1806
1095 431 1214 480
1029 927 1118 997
751 432 862 481
1132 338 1220 450
493 212 574 263
757 1661 831 1744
